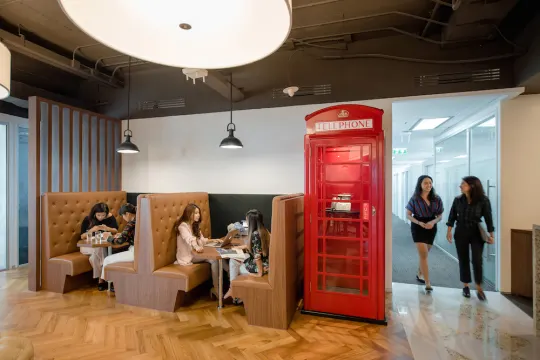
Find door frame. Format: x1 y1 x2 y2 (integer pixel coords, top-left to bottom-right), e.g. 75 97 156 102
0 113 29 269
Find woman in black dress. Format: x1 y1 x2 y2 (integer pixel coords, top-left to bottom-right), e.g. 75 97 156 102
446 176 494 301
80 202 118 291
405 175 444 293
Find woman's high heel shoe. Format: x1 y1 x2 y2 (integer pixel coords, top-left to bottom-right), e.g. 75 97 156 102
209 287 218 300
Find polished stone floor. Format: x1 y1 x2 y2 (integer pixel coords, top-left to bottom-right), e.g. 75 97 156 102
392 283 540 360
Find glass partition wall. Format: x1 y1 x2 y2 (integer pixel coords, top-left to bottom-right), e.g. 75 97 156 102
434 116 498 289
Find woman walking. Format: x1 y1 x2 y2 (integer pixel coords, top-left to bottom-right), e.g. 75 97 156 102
446 176 494 301
405 175 444 293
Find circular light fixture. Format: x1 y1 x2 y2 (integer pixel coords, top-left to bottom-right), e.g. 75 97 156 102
0 42 11 100
58 0 293 69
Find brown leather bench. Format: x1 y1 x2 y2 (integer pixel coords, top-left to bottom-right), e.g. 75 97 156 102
40 191 127 293
232 194 304 329
105 193 213 312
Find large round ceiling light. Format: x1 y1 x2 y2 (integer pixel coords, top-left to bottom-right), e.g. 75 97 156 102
58 0 293 69
0 42 11 100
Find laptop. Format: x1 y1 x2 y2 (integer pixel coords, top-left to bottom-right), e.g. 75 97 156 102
205 229 239 248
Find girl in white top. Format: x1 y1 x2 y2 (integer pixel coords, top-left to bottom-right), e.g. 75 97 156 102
174 203 225 299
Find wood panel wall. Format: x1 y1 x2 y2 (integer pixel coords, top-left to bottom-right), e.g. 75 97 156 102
28 97 123 291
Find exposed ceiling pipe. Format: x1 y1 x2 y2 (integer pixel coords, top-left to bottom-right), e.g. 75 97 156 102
72 43 101 62
292 0 342 10
421 2 440 38
94 54 127 70
0 28 122 88
292 27 489 46
292 11 448 31
111 61 149 79
320 52 518 63
431 0 453 7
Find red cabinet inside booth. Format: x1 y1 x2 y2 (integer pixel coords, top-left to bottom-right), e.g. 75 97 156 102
303 105 386 323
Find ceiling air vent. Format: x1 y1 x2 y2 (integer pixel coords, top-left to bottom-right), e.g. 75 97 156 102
272 84 331 99
138 98 186 110
415 68 500 87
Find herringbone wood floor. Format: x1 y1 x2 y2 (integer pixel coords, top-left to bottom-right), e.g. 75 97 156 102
0 268 413 360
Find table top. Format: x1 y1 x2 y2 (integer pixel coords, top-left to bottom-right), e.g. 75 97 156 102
77 240 129 249
192 236 246 260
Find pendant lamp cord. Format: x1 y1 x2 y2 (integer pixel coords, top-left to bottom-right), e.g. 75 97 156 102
229 73 233 125
126 56 131 133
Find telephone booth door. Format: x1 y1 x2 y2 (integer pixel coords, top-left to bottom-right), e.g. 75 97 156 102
303 105 385 323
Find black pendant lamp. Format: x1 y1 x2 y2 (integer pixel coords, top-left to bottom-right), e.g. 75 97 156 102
219 74 243 149
117 57 140 154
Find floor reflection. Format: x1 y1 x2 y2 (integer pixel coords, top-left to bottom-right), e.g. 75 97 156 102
391 283 539 360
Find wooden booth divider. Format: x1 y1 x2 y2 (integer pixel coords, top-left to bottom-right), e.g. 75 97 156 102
28 97 123 291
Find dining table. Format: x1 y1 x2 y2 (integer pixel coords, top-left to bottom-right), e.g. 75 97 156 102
192 235 246 309
77 237 129 292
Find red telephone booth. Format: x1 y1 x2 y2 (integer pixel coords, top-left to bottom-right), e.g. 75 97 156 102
302 104 386 324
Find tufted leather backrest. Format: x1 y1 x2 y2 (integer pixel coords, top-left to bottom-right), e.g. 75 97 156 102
146 193 211 271
41 191 127 259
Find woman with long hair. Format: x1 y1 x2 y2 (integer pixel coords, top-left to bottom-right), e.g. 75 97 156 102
446 176 494 301
405 175 444 293
80 202 118 290
224 209 270 301
174 203 226 299
100 203 137 292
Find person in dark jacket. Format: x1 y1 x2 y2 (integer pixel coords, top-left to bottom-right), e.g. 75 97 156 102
406 175 444 293
446 176 494 301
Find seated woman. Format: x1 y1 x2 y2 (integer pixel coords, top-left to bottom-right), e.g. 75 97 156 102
224 209 270 301
80 202 118 291
174 204 228 299
100 204 137 292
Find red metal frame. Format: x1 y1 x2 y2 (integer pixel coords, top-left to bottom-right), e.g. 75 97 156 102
303 104 385 322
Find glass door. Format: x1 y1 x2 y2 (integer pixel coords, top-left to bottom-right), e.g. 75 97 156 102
470 116 498 288
18 126 29 265
309 138 378 319
0 124 6 270
434 130 468 258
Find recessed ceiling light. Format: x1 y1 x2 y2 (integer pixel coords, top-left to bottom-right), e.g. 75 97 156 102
478 117 496 127
412 117 450 131
454 155 467 159
58 0 293 69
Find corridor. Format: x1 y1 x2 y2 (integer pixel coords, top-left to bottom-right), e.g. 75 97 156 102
392 215 495 291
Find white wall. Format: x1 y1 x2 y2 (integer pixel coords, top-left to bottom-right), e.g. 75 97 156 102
122 100 395 290
500 94 540 293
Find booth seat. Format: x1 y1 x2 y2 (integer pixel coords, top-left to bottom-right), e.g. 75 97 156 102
232 194 304 329
105 193 212 312
40 191 127 293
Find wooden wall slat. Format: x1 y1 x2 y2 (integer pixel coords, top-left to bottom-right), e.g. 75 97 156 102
69 109 73 192
104 119 108 191
79 112 83 192
97 117 100 190
27 96 122 291
59 108 64 192
28 98 41 291
87 113 92 192
47 104 52 192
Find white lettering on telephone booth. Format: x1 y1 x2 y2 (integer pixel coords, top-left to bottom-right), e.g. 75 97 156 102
315 119 373 132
